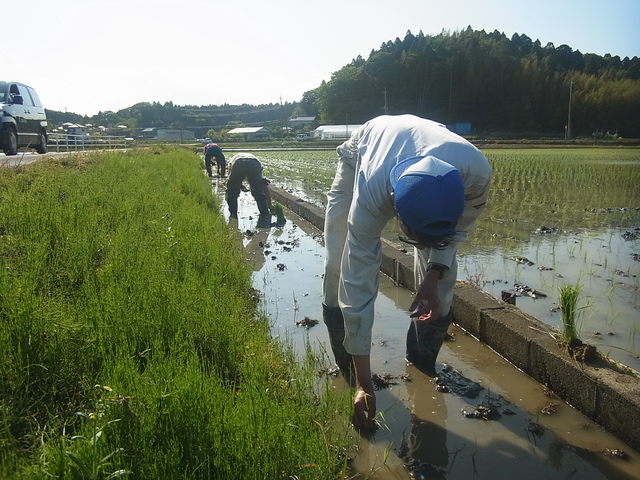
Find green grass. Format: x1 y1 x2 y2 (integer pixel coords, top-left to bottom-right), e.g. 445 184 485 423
0 147 352 479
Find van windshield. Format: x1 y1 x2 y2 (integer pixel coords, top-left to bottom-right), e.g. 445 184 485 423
0 82 6 103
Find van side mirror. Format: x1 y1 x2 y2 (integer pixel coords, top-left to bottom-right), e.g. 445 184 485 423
12 94 24 105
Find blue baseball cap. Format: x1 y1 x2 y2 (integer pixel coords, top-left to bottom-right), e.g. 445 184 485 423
390 155 465 237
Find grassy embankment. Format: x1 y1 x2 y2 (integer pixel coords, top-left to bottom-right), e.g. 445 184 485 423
0 147 352 479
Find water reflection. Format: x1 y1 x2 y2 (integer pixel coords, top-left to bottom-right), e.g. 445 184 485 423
238 215 273 272
404 373 449 474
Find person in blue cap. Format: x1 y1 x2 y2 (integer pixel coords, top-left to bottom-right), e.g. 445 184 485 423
322 114 492 430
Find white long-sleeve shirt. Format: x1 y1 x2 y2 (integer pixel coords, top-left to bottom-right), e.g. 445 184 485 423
337 115 492 355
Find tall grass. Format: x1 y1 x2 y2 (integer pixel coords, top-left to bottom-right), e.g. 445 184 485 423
0 147 352 479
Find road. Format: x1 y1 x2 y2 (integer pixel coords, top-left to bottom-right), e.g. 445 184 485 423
0 151 46 167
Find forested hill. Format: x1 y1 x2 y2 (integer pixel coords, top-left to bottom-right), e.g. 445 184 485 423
47 28 640 138
302 28 640 137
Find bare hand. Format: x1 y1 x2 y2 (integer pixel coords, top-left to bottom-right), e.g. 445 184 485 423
409 270 441 319
353 387 376 431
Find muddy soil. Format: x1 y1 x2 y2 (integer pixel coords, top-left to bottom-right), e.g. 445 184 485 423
215 182 640 480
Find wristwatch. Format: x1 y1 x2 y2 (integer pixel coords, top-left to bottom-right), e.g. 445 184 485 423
426 263 448 280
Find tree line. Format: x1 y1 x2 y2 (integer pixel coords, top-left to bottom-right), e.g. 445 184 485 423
302 28 640 138
47 28 640 139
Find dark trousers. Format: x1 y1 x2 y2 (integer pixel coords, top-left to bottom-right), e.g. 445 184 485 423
226 157 269 218
205 152 226 177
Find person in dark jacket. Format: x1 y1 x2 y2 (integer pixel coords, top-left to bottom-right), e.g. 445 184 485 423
204 143 226 177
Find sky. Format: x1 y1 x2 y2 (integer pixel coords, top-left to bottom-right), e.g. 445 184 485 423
4 0 639 116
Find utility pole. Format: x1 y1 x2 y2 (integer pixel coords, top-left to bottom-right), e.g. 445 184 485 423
566 80 574 140
382 88 388 114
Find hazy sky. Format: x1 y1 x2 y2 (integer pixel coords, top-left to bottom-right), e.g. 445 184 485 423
4 0 638 116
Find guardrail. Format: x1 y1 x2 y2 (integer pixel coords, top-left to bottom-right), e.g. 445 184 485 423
48 133 133 152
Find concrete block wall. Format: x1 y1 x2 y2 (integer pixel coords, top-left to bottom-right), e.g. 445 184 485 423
269 186 640 451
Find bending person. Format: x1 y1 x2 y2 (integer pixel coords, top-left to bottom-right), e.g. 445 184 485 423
226 153 271 219
204 142 226 177
322 114 492 430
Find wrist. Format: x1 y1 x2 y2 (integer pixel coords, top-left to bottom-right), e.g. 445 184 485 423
426 262 448 280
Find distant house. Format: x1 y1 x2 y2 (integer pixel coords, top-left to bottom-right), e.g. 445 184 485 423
314 124 363 140
64 123 92 144
227 127 270 141
65 124 90 137
289 116 316 130
140 127 156 139
155 128 195 142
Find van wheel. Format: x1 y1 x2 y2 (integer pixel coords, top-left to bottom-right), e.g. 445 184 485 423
36 131 48 154
2 128 18 155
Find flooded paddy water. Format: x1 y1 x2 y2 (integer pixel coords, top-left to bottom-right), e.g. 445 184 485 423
238 148 640 373
209 148 640 479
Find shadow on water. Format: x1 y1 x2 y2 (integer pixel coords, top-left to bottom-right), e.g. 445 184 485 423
212 177 640 480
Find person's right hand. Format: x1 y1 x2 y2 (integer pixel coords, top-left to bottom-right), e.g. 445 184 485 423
409 268 441 320
353 386 376 430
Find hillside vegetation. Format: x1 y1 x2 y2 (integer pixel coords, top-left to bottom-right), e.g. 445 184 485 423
47 28 640 138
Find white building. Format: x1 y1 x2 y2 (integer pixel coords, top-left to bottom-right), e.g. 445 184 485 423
227 127 270 141
155 128 195 142
314 124 363 140
64 123 92 144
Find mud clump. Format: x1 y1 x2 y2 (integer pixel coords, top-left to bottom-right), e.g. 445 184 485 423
561 338 597 362
295 317 319 329
514 282 547 299
600 448 629 460
435 368 484 398
371 373 410 390
404 458 446 478
462 404 501 420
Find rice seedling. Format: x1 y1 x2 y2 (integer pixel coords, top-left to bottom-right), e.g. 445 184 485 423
558 284 583 344
271 202 287 225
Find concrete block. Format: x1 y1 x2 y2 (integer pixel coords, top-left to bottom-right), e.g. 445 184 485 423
594 369 640 450
270 187 325 231
380 243 415 292
451 281 504 338
529 340 598 417
479 307 543 371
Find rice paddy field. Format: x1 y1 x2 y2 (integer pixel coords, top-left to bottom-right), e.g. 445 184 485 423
251 147 640 372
